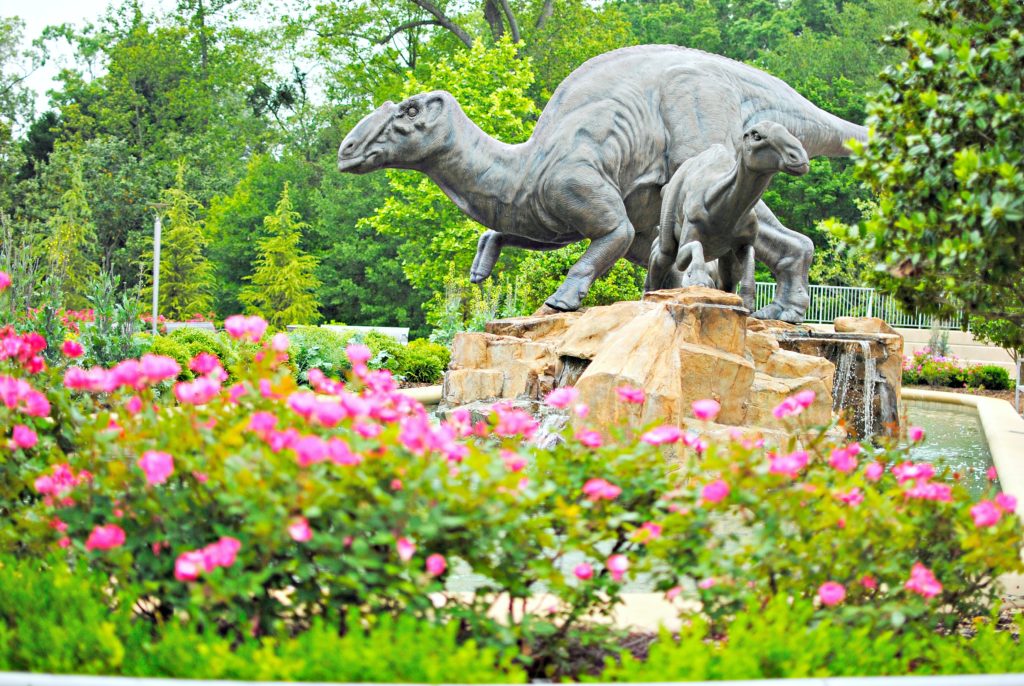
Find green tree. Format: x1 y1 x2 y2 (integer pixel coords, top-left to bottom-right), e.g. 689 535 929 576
43 158 99 309
239 183 321 329
361 37 540 324
843 0 1024 329
969 315 1023 365
148 161 215 320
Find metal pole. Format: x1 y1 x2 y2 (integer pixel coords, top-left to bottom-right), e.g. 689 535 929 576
152 212 162 336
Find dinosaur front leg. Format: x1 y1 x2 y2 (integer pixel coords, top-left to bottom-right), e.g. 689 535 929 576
750 202 813 323
731 244 757 311
470 231 575 283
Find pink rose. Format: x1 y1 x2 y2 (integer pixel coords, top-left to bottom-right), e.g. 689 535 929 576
61 340 84 359
641 425 682 446
970 500 1001 528
11 424 37 449
769 450 809 478
987 466 998 481
0 271 10 291
691 398 721 421
271 332 290 352
84 524 126 551
396 537 416 562
615 386 644 404
700 479 730 504
829 446 858 473
137 450 174 485
818 581 846 606
574 429 603 449
346 343 372 366
865 462 884 481
835 487 864 507
582 478 621 501
698 577 716 590
861 574 878 590
995 493 1017 513
607 554 629 582
288 517 313 542
545 386 579 409
573 562 594 580
425 553 447 577
905 562 942 598
140 354 181 384
201 537 241 570
175 550 205 581
908 425 925 442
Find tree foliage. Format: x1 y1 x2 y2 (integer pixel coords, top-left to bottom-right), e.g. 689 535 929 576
43 158 99 309
239 183 322 329
844 0 1024 329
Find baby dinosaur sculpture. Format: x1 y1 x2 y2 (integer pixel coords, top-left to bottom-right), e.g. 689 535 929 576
338 45 866 321
647 121 810 310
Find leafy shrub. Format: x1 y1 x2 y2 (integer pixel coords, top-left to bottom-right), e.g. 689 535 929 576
168 327 234 366
80 273 144 367
598 597 1024 681
0 556 126 675
967 365 1012 391
287 325 351 382
392 338 450 383
903 349 1013 390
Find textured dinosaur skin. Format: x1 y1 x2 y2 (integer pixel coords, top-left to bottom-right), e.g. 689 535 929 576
647 121 810 311
337 45 866 319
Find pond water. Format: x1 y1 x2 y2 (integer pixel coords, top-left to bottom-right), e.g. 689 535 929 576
904 399 995 498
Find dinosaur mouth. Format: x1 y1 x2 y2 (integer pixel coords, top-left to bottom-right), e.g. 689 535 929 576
338 150 381 173
785 161 810 175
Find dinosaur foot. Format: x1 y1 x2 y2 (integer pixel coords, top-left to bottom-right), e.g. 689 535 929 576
752 302 805 324
531 304 563 317
469 270 491 284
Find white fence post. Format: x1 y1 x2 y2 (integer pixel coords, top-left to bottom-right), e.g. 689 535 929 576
1016 357 1022 414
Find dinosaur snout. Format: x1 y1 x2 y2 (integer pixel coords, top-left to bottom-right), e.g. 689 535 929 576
782 146 810 175
337 101 397 173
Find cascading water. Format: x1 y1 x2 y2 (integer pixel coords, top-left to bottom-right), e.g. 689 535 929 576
832 348 856 413
861 340 876 438
554 356 590 388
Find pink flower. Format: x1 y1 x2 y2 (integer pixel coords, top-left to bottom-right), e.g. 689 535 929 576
908 425 925 443
639 521 662 540
125 395 143 415
691 398 721 421
697 577 716 590
641 425 682 445
574 402 589 418
616 386 644 404
892 462 935 484
818 581 846 606
502 450 528 472
582 478 621 501
493 405 539 438
396 537 416 562
700 479 730 504
905 562 942 598
772 390 814 419
288 517 313 542
425 553 447 577
834 487 864 507
346 343 372 365
904 480 953 502
174 376 221 405
61 340 84 359
768 450 809 478
271 332 290 352
140 354 181 384
545 386 579 409
861 574 878 590
574 429 603 448
293 435 328 466
248 411 278 435
829 446 858 473
84 524 126 551
665 585 683 600
970 501 1001 528
11 424 37 449
201 537 241 570
174 551 205 581
327 437 362 466
865 462 884 481
0 271 10 291
574 562 594 580
607 554 629 582
137 450 174 485
995 493 1017 513
987 466 998 481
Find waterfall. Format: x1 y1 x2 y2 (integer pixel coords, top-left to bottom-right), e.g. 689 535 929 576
832 346 856 413
860 340 876 438
554 356 590 388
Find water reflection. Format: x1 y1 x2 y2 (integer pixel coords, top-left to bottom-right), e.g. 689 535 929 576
905 399 995 498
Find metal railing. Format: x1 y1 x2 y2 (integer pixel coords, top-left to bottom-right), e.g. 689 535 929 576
1016 358 1022 414
754 282 963 330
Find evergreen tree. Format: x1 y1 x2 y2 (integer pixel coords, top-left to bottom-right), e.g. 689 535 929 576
239 183 321 329
44 160 99 309
150 161 215 320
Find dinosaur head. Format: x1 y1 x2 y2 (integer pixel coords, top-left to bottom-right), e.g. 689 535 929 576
741 121 810 176
338 91 454 174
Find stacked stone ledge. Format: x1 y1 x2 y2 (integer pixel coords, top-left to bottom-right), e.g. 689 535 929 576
440 287 836 437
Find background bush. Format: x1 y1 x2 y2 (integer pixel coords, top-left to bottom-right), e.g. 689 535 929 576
392 339 450 383
903 350 1013 390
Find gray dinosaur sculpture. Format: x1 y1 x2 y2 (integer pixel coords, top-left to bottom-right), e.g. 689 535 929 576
337 44 866 321
647 121 810 311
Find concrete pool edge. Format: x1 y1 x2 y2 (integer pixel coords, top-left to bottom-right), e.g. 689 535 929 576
902 388 1024 513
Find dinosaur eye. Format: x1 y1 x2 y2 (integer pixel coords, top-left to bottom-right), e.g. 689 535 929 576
751 131 762 141
406 105 419 118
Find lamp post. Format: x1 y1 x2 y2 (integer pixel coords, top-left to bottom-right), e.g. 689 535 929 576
148 203 169 336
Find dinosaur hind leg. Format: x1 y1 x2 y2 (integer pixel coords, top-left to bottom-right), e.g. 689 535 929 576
470 231 576 284
750 202 813 323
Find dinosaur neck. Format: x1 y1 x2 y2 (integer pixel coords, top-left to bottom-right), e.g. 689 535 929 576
416 109 529 231
706 154 773 228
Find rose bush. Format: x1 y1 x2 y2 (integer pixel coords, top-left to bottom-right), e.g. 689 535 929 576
1 268 1022 676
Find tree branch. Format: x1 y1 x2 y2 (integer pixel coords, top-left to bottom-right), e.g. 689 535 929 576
499 0 521 43
377 19 443 45
405 0 474 48
535 0 554 30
